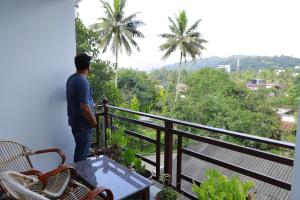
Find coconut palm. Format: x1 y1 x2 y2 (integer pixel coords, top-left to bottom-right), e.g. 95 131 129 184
159 10 207 103
92 0 145 87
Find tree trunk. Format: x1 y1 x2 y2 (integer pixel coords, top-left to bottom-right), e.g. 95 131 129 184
114 49 118 88
174 53 183 104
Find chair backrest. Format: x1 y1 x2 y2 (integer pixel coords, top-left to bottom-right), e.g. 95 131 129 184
0 171 48 200
0 140 33 173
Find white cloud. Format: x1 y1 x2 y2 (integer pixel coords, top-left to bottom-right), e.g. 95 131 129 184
78 0 300 70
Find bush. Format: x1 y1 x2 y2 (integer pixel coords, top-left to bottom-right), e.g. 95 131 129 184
156 187 178 200
192 169 254 200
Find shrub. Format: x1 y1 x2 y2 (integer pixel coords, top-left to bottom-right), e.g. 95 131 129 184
192 169 254 200
156 187 178 200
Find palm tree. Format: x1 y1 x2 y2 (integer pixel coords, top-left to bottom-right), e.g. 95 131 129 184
92 0 145 87
159 10 207 103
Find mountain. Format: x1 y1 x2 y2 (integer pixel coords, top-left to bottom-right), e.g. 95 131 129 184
163 55 300 71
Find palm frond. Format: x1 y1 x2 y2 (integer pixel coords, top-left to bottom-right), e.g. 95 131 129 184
185 19 201 34
168 17 180 35
158 33 177 39
99 31 113 53
121 34 132 55
177 10 188 34
121 12 141 24
161 43 177 60
101 0 114 19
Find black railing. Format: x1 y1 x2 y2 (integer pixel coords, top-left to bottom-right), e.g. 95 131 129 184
95 99 295 199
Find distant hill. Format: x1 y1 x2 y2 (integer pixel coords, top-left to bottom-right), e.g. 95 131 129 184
163 55 300 71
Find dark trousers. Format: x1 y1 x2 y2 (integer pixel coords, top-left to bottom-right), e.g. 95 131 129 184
71 126 92 162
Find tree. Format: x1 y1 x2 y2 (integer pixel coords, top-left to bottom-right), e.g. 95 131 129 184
173 68 282 149
91 0 145 87
88 59 122 106
76 17 100 58
76 17 121 105
159 10 207 104
118 69 158 112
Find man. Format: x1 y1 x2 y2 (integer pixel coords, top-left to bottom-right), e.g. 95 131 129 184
66 53 97 162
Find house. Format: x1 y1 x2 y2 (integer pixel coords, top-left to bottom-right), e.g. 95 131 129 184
277 108 296 124
246 79 266 90
275 69 285 76
216 64 231 73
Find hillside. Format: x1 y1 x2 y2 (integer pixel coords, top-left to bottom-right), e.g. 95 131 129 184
163 55 300 71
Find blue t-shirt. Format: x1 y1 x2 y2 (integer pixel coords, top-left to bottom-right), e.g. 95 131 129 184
66 73 95 128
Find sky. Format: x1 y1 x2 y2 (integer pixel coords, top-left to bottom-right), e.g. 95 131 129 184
78 0 300 71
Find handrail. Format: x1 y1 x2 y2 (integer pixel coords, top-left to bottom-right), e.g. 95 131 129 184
96 101 295 199
97 107 295 149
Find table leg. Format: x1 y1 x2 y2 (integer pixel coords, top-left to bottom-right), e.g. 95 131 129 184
143 187 150 200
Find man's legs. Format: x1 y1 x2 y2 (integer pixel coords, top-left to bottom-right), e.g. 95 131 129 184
72 126 92 162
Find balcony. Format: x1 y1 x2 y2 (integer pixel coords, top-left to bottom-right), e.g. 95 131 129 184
92 99 295 200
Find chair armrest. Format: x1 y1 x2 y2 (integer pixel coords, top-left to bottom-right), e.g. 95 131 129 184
33 148 66 165
38 164 77 184
83 187 114 200
21 169 42 176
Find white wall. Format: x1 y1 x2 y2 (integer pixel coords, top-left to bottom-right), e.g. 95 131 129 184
291 106 300 199
0 0 76 171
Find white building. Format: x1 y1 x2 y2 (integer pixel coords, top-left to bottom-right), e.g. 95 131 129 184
216 64 231 73
275 69 285 76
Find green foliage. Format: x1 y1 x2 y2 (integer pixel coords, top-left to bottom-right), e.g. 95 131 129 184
159 10 207 103
88 59 121 105
289 75 300 108
156 187 178 200
122 148 136 167
192 169 254 200
159 10 207 61
91 0 145 86
110 129 128 147
75 17 100 58
134 158 146 173
130 95 140 111
118 69 159 112
173 68 282 143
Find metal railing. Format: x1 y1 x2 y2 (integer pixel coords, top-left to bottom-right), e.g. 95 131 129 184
95 99 295 199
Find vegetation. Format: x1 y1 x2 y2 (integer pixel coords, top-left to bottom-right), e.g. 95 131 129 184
163 55 300 71
156 187 178 200
76 4 299 159
192 169 254 200
156 174 178 200
159 10 207 103
91 0 145 87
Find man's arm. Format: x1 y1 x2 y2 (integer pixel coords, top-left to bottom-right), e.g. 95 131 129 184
80 103 97 128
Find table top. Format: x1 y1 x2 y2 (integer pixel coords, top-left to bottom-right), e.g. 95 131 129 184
73 155 153 200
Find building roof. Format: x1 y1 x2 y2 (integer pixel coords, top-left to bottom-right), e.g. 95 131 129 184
172 142 292 200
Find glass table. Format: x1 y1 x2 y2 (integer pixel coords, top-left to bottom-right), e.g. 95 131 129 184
73 155 153 200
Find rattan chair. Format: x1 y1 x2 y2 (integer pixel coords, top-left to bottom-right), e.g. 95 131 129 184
0 170 113 200
0 140 69 198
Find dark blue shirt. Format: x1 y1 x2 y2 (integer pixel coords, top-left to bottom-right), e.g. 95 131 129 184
66 73 95 128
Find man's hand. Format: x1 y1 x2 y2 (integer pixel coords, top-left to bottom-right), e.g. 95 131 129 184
80 103 97 128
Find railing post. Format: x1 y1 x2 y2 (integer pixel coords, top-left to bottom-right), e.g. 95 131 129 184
164 120 173 185
102 98 109 148
96 114 100 147
176 134 182 190
156 130 161 181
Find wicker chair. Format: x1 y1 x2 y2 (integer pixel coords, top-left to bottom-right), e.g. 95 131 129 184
0 140 69 198
0 170 113 200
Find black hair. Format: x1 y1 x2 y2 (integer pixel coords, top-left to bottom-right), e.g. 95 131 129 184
74 53 92 70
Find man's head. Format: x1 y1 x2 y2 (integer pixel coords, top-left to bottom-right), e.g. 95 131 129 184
74 53 92 71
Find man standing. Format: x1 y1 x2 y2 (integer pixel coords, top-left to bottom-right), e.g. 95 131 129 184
66 53 97 162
